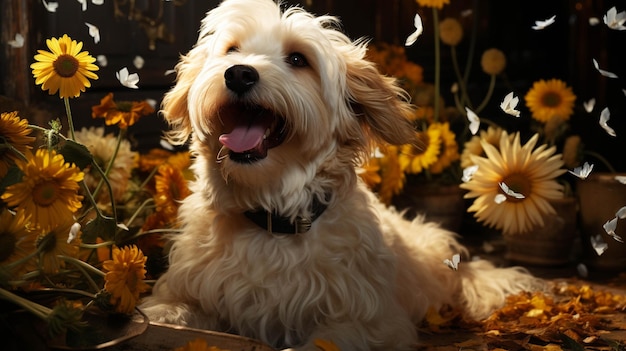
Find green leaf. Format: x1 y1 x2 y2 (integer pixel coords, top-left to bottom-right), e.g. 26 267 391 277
82 216 117 243
59 140 94 170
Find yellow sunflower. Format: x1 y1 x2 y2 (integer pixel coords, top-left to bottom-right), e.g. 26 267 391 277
416 0 450 9
31 34 99 99
103 245 150 314
0 111 36 178
428 122 459 174
398 126 441 175
460 126 508 168
460 132 566 235
1 149 84 230
0 209 38 278
154 164 191 222
92 93 155 129
524 79 576 123
36 217 82 274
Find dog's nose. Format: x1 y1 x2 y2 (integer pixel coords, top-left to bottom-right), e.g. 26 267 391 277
224 65 259 95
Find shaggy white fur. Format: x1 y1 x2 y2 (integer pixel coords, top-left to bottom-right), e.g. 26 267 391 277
140 0 544 350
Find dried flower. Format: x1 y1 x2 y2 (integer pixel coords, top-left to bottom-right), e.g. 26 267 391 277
480 48 507 75
439 18 463 46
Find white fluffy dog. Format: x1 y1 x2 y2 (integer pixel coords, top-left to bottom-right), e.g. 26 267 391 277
140 0 543 349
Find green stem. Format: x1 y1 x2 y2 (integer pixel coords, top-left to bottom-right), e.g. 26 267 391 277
93 128 126 202
451 46 472 110
124 198 154 228
89 160 118 224
63 97 76 141
0 287 52 321
80 241 115 249
475 74 496 114
463 0 479 86
432 7 441 122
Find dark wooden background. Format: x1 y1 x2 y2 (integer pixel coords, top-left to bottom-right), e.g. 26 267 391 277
1 0 625 170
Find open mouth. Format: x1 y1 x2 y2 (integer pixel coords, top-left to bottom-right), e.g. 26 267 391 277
217 103 287 163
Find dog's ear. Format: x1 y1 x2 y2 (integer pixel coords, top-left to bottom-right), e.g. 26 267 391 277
345 54 416 147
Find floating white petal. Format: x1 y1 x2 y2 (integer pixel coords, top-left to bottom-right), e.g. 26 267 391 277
77 0 87 11
116 67 140 89
462 165 479 183
67 222 81 244
500 92 521 117
160 139 175 151
589 17 600 26
96 54 108 67
465 107 480 135
615 175 626 184
133 55 145 69
499 182 525 199
599 107 616 137
443 254 460 271
532 15 556 30
583 98 595 113
405 13 424 46
8 33 24 48
592 58 618 78
568 162 594 179
42 0 59 12
85 22 100 44
494 194 507 204
590 235 608 256
603 6 626 30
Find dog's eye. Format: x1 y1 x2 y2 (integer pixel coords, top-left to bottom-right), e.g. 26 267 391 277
286 52 308 67
226 46 239 54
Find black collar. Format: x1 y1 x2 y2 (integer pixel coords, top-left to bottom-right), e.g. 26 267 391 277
243 194 330 235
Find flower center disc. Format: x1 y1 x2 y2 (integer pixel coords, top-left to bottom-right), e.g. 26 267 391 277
33 181 58 206
541 91 562 108
53 54 79 78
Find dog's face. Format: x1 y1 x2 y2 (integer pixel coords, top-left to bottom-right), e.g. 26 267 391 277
162 0 415 197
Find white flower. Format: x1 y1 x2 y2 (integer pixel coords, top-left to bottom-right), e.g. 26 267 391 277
8 33 24 48
590 235 608 256
42 0 59 12
532 15 556 30
116 67 140 89
133 55 145 69
583 98 595 113
603 6 626 30
405 13 423 46
568 162 594 179
443 254 460 271
500 92 521 117
97 54 108 67
85 22 100 44
593 58 618 78
67 222 81 244
465 107 480 135
599 107 616 137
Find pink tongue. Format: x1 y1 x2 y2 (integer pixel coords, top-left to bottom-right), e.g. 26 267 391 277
219 125 265 153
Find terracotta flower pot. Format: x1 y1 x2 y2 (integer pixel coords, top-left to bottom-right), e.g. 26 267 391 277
576 172 626 271
502 196 579 266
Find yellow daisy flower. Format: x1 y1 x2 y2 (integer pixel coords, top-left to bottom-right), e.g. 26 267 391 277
154 164 191 223
460 132 566 235
36 217 82 274
103 245 150 314
428 122 459 174
0 111 36 178
31 34 99 99
0 209 38 278
460 126 508 168
92 93 155 129
1 149 84 230
525 78 577 123
416 0 450 9
398 127 441 175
